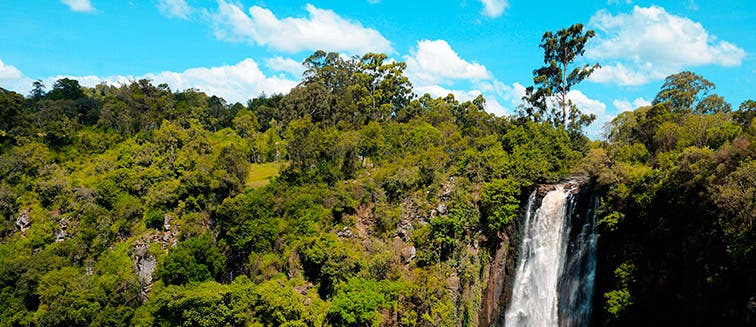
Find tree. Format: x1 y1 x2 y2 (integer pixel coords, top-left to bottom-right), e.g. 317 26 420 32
652 71 715 113
30 80 46 101
520 23 600 129
0 88 25 134
47 78 85 101
158 234 225 285
734 99 755 130
354 53 413 122
695 94 731 114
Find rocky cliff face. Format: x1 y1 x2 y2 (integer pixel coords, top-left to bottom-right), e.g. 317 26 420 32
478 228 518 327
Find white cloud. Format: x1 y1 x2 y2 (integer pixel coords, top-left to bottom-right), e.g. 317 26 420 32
613 99 633 112
0 59 33 93
414 84 509 117
568 90 608 138
0 59 23 80
480 0 509 18
61 0 95 13
157 0 192 20
484 98 508 116
613 97 651 112
406 40 490 85
633 97 651 108
588 5 746 86
404 39 515 116
402 39 528 116
477 80 526 110
265 57 305 77
2 58 297 104
211 1 392 54
588 62 665 86
416 85 481 102
138 59 298 102
568 90 607 118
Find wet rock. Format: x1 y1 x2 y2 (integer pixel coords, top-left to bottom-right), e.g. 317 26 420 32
136 256 156 300
479 239 509 327
163 214 172 231
436 203 448 215
15 209 31 232
132 239 157 301
394 236 417 264
54 229 68 242
400 245 416 264
336 226 354 238
54 218 69 242
395 219 413 242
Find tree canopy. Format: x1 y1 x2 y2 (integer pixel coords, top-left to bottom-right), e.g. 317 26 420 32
0 23 753 326
520 23 600 132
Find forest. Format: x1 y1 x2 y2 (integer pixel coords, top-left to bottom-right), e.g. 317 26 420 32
0 26 754 326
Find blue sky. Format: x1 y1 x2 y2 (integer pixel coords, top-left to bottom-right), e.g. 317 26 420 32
1 0 753 137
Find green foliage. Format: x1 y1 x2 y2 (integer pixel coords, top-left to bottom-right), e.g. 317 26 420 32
10 44 751 326
653 71 715 113
148 281 233 327
480 178 520 237
603 288 632 319
520 23 599 131
327 278 402 326
143 208 164 230
589 71 755 325
603 262 636 320
158 234 225 285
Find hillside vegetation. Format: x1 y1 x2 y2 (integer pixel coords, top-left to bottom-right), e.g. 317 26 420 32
0 49 753 326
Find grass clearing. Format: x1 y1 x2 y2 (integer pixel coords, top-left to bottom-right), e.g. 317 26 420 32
246 161 287 189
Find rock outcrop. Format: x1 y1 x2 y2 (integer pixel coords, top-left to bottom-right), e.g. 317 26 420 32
15 208 31 232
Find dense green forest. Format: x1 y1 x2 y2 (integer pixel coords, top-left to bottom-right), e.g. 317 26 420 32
0 40 754 326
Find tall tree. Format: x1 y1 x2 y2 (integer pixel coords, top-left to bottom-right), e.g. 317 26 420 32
47 78 85 101
30 80 46 101
520 23 600 129
652 71 715 114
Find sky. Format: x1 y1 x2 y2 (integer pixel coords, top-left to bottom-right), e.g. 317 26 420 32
0 0 754 138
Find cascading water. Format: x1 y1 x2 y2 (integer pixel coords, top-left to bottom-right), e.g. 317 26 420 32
504 183 598 327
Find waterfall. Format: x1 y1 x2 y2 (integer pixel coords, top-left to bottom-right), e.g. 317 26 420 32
504 183 598 327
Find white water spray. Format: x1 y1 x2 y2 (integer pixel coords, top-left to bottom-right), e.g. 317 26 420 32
504 184 597 327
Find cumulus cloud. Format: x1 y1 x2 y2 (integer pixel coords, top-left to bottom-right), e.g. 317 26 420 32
589 62 666 86
587 5 746 86
403 39 517 115
136 59 298 102
568 90 609 138
2 58 297 104
613 97 651 112
0 59 33 93
211 1 392 54
157 0 192 20
403 40 527 116
61 0 95 13
480 0 509 18
0 60 23 80
416 85 481 102
477 80 527 111
265 57 305 78
569 90 607 118
406 40 490 85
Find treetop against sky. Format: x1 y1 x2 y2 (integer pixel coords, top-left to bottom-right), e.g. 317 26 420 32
0 0 753 137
